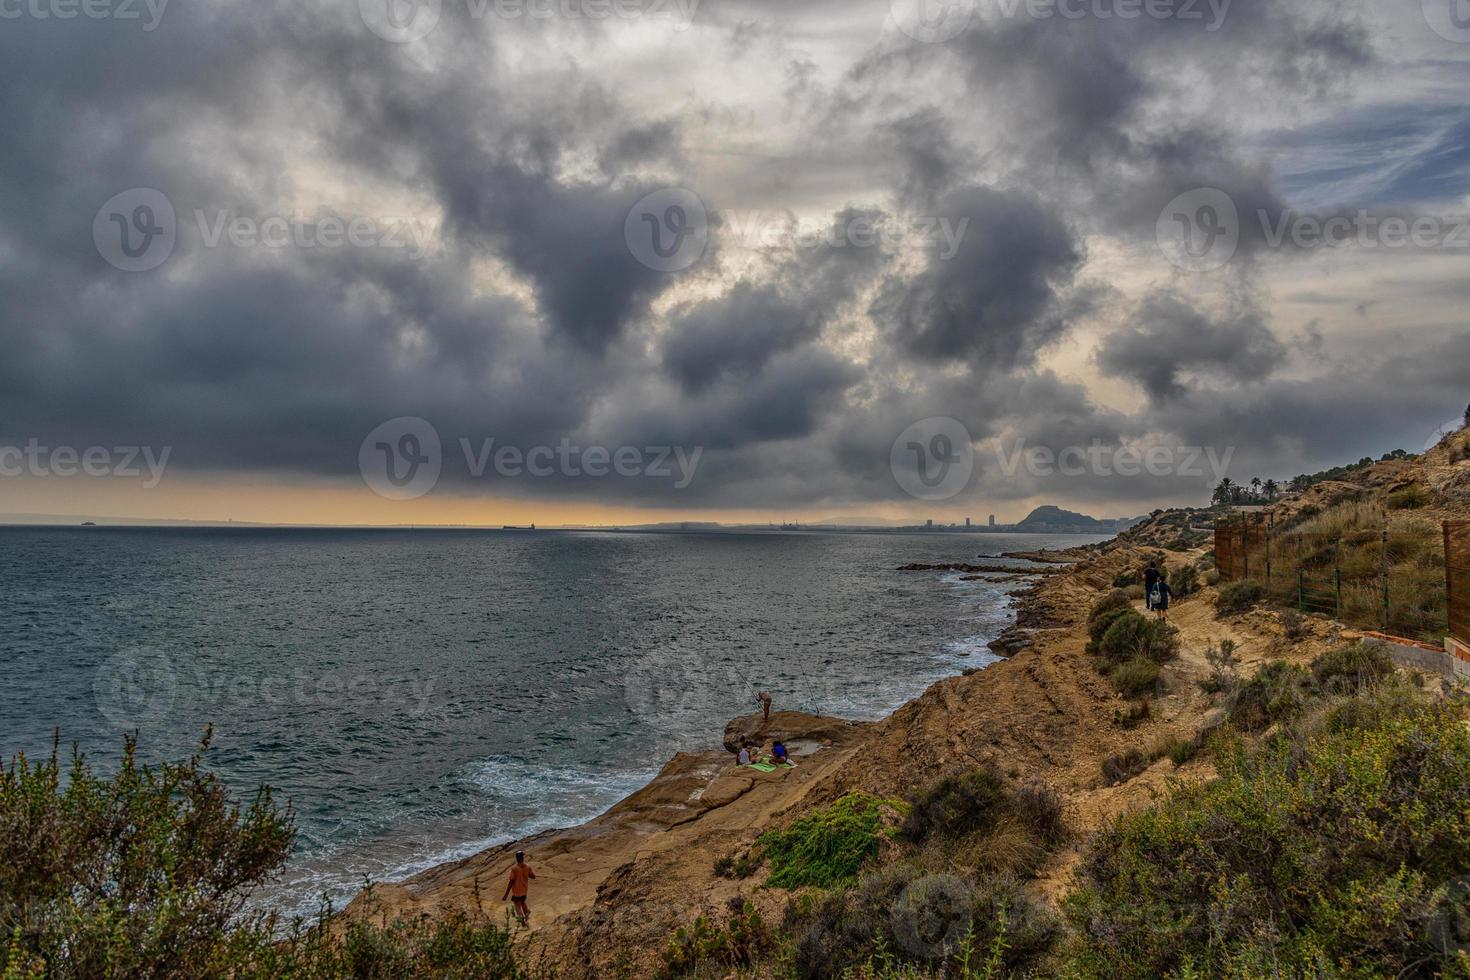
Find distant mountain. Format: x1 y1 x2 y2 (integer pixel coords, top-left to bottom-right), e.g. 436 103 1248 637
1017 505 1105 528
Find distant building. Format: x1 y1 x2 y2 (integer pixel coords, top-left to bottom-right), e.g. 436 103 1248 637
988 514 996 527
965 517 972 528
926 519 934 528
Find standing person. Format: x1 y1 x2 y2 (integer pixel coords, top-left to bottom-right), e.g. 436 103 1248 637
1154 578 1174 621
502 851 536 926
1143 564 1161 611
756 691 772 721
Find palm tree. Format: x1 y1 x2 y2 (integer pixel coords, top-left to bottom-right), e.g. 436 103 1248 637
1262 479 1279 501
1213 478 1237 506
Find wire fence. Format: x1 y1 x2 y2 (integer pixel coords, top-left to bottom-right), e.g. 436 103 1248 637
1216 518 1452 643
1449 522 1470 647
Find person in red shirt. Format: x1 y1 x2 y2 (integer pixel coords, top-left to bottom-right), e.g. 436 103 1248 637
501 851 536 925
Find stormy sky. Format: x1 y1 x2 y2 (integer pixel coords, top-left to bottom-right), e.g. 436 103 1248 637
1 0 1467 524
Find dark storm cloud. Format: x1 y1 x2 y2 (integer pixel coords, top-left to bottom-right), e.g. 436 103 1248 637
870 186 1082 366
1097 291 1288 402
0 0 1461 516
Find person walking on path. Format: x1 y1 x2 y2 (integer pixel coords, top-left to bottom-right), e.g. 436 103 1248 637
1153 579 1174 621
1143 564 1161 611
757 690 772 721
502 851 536 926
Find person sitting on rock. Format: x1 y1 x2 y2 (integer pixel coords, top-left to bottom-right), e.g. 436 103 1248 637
737 742 752 766
772 740 790 766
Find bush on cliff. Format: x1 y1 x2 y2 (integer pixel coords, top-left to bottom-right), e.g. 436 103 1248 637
759 793 897 890
0 733 526 979
1064 694 1470 978
1094 611 1179 669
783 866 1056 980
1086 591 1134 651
1216 579 1264 615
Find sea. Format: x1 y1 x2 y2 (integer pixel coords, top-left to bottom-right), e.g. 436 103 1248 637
0 525 1107 918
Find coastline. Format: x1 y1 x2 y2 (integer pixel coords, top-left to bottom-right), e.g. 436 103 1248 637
345 529 1342 977
337 546 1121 973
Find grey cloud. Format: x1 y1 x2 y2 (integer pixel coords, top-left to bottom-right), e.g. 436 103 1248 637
1097 291 1288 402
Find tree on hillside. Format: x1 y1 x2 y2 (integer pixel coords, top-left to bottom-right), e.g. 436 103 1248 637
1212 479 1237 506
1262 479 1279 501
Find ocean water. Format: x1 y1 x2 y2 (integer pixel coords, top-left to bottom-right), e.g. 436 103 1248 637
0 526 1106 917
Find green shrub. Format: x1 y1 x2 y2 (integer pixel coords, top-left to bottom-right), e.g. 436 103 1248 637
1167 563 1200 598
1387 485 1430 510
1064 699 1470 978
1229 661 1310 732
1165 737 1201 766
1109 657 1161 698
1310 640 1395 693
663 900 771 978
785 868 1056 980
1279 607 1307 641
1100 748 1149 787
1095 611 1179 668
1112 700 1150 728
1086 591 1136 651
760 794 893 890
0 733 527 979
900 767 1007 843
1216 579 1264 615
